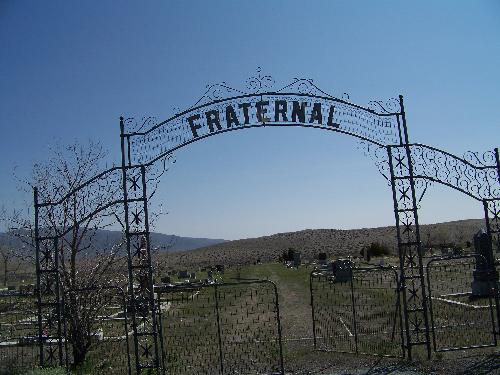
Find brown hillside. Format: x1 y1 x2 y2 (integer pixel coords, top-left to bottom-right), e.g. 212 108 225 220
160 219 486 269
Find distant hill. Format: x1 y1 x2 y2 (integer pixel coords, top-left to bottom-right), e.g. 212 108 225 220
0 229 226 253
1 219 492 270
161 219 489 269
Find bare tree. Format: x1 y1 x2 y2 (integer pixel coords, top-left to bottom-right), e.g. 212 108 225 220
3 141 127 366
3 139 172 366
39 141 129 366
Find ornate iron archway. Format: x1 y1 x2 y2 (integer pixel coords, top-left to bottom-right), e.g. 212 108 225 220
33 68 500 372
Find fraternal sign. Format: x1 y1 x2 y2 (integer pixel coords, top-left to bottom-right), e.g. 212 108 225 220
123 72 404 165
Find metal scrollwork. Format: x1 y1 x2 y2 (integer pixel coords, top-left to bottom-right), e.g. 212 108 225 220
463 150 497 168
415 179 432 205
124 116 158 133
191 82 245 109
367 98 400 114
145 152 176 200
246 66 275 93
358 140 390 183
410 145 499 200
276 77 333 98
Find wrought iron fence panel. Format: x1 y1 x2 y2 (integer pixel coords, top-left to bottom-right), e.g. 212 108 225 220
352 268 404 357
217 281 283 375
156 280 284 375
497 255 500 336
426 256 497 352
157 284 221 375
0 291 39 373
310 272 355 353
310 267 403 358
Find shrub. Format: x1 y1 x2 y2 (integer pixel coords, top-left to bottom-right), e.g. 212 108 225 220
360 242 391 259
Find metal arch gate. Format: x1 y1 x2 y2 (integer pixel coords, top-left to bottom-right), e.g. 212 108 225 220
33 68 500 371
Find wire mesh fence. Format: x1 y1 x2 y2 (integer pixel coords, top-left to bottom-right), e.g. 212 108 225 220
310 266 404 358
0 290 39 374
426 256 498 352
156 280 284 375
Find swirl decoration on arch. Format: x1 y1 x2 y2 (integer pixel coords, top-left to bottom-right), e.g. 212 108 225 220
357 140 391 182
358 142 499 204
408 144 499 201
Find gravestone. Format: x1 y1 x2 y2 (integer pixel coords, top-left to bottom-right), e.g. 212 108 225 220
471 229 499 297
178 270 188 279
331 259 353 283
161 276 171 284
362 246 371 262
293 251 301 267
318 252 327 266
216 264 225 274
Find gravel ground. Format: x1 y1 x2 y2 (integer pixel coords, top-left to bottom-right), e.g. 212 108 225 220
282 347 500 375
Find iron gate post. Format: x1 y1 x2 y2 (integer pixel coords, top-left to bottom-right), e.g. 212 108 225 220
271 281 285 375
213 284 225 375
482 197 500 337
387 95 431 360
34 187 43 365
482 147 500 337
34 188 64 368
120 117 160 373
349 268 359 354
309 271 317 349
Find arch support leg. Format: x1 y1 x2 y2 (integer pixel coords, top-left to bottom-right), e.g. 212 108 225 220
388 145 431 359
483 199 500 336
121 119 160 373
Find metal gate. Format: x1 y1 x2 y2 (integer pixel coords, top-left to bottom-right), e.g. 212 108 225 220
156 280 284 375
310 266 404 357
0 290 39 373
426 255 498 352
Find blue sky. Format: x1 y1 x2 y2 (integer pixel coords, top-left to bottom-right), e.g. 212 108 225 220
1 1 499 240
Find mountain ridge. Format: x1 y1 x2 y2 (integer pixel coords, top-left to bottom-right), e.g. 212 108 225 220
0 229 226 253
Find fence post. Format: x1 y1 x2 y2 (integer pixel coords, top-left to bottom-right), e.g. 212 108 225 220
120 287 132 375
425 261 437 352
33 187 44 366
270 281 285 375
309 272 317 349
214 284 224 375
349 268 359 354
156 292 167 374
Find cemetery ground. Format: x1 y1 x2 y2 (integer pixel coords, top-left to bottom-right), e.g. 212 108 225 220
1 258 499 374
221 261 500 375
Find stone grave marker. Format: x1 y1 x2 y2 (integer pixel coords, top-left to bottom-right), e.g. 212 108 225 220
471 229 499 297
